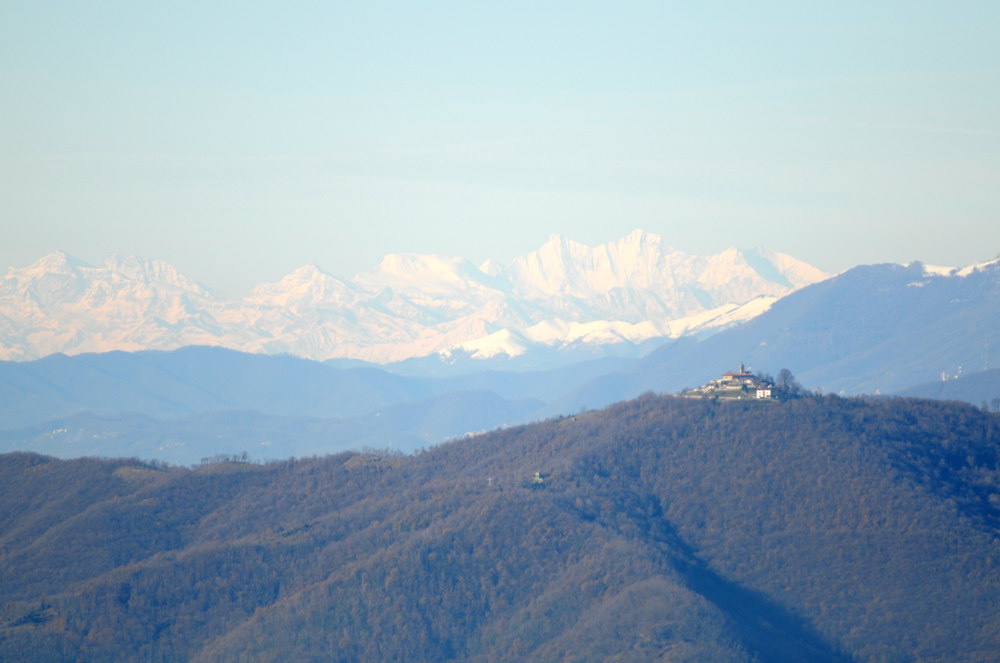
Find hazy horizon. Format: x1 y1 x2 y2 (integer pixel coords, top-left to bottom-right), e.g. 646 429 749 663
3 2 999 296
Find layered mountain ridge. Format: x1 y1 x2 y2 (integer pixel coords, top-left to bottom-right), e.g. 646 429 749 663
4 257 998 464
0 230 828 362
544 258 1000 415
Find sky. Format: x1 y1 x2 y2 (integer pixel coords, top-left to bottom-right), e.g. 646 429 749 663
2 1 999 296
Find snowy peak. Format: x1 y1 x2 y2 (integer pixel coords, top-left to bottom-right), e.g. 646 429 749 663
742 247 830 289
505 230 828 307
697 247 792 302
0 252 230 361
21 250 92 276
604 228 678 269
3 251 214 312
915 257 1000 278
364 253 477 285
506 230 674 298
957 257 1000 276
287 263 329 281
101 254 212 296
7 252 212 299
1 230 833 363
478 259 503 277
354 253 501 299
503 234 575 295
246 263 357 310
4 252 91 304
593 229 680 289
7 251 90 292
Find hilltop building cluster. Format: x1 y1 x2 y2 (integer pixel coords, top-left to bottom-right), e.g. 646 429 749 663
682 364 775 400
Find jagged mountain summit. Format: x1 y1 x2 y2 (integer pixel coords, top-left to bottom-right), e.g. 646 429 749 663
0 230 828 362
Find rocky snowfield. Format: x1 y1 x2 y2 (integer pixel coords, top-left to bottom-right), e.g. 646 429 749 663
0 230 828 362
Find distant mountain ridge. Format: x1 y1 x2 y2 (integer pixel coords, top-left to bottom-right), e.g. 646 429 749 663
3 258 998 465
546 258 1000 414
0 346 626 463
0 230 827 362
896 368 1000 407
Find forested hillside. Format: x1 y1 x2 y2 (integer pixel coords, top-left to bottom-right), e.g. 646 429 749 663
2 394 998 662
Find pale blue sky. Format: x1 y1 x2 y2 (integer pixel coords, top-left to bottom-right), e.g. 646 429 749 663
2 1 999 295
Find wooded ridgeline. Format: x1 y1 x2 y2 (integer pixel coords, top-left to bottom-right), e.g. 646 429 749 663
1 394 998 662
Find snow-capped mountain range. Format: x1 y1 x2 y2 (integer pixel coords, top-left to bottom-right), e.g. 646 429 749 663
0 230 830 363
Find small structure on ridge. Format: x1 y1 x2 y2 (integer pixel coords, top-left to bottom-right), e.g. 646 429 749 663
682 364 775 400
